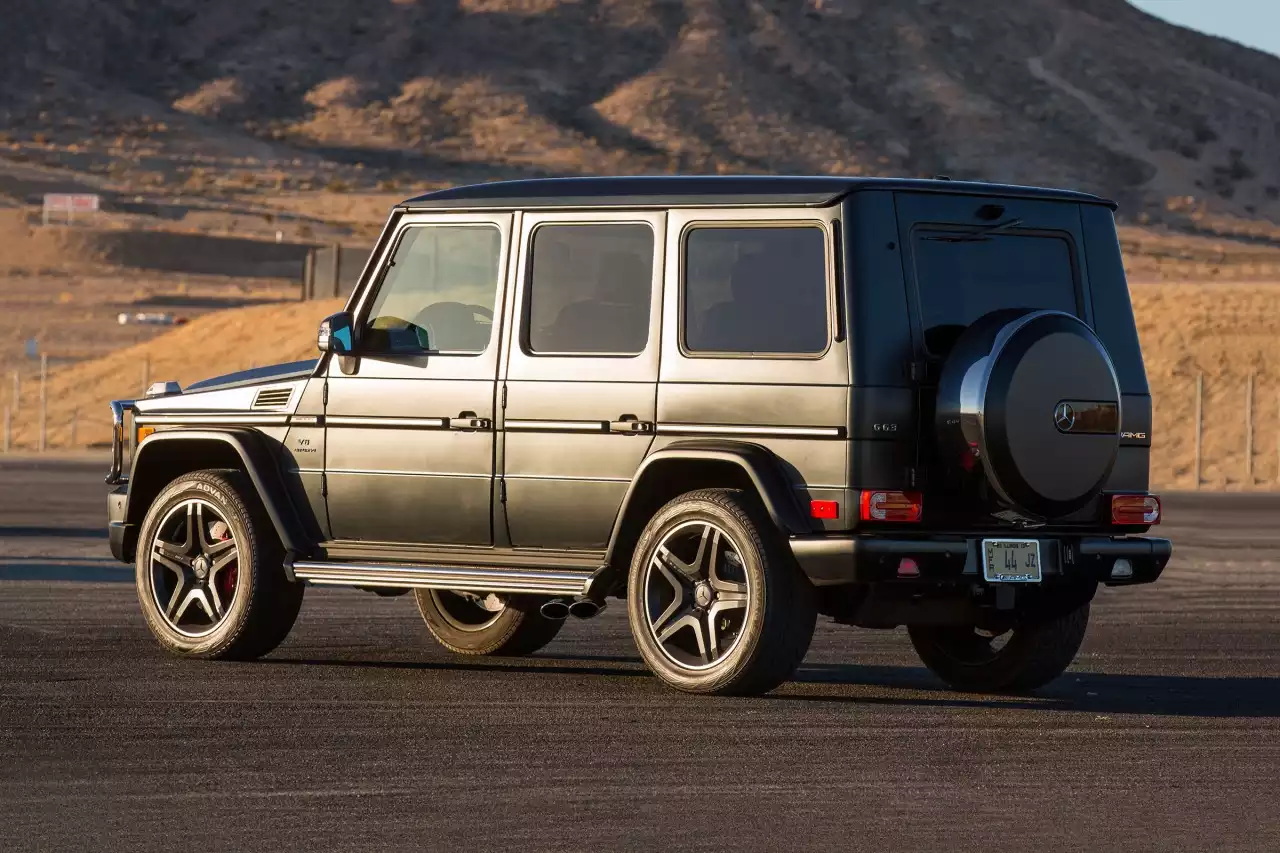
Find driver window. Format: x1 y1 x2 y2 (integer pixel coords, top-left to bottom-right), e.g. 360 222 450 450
362 224 502 354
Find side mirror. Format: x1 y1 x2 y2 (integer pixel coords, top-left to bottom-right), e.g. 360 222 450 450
317 311 354 355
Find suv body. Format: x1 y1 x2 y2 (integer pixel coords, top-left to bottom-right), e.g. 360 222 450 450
106 176 1170 694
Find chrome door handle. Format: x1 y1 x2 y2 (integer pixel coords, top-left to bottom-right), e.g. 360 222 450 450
609 415 653 435
450 412 491 431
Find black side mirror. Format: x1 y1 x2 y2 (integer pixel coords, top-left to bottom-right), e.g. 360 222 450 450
317 312 354 355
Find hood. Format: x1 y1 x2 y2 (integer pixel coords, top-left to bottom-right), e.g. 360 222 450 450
135 359 317 416
185 360 318 393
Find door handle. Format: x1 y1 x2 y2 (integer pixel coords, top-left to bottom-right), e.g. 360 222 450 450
609 414 654 435
450 411 491 431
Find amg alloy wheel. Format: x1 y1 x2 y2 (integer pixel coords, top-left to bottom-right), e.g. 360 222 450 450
414 589 564 656
627 489 816 696
136 470 304 660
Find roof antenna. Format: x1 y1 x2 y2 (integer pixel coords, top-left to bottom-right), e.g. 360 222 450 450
933 174 953 181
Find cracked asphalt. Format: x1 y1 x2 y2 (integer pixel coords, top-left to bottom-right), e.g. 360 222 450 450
0 457 1277 851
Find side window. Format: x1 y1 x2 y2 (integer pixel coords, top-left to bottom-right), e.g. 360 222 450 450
362 224 501 354
684 226 829 355
526 223 654 356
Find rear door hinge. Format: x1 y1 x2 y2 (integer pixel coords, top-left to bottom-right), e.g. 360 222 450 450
498 479 507 503
321 471 328 497
906 359 940 384
322 378 329 407
501 383 507 410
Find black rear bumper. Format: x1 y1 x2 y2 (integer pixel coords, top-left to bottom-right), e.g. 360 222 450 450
791 533 1171 587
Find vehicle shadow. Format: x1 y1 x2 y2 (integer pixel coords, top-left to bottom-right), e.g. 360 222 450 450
259 654 1280 718
780 662 1280 718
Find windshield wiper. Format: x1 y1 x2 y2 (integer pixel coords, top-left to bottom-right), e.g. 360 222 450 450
923 217 1024 243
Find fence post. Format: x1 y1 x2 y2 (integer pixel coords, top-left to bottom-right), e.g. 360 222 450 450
1194 373 1204 489
331 243 343 298
141 354 151 394
38 354 47 453
1245 372 1255 486
301 248 314 301
2 406 9 453
70 408 77 449
11 370 18 414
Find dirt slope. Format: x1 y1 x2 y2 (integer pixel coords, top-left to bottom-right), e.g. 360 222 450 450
6 284 1279 491
2 0 1278 224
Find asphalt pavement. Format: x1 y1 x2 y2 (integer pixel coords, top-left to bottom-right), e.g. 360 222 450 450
0 457 1277 851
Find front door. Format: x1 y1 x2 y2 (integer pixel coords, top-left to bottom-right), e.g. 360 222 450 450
500 211 665 550
324 213 512 545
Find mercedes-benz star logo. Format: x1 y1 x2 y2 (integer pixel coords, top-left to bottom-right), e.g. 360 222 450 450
1054 402 1076 432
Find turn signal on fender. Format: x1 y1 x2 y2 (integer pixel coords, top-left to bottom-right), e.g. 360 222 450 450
858 490 923 523
1111 494 1161 525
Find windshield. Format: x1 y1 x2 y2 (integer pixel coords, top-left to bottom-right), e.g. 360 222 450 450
912 229 1079 356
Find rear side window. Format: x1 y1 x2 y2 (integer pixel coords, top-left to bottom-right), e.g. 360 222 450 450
526 224 654 355
913 230 1078 355
683 226 828 355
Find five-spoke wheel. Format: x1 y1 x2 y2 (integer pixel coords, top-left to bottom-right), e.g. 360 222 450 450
627 488 816 695
149 499 240 637
136 470 304 660
642 520 751 670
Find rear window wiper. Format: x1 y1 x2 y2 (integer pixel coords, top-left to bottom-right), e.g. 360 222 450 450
922 217 1024 243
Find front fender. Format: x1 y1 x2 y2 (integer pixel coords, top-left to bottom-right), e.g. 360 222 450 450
117 428 312 564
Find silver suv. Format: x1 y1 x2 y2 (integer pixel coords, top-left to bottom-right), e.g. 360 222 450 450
106 176 1170 695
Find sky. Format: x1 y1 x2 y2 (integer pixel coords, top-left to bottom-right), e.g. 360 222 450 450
1128 0 1280 58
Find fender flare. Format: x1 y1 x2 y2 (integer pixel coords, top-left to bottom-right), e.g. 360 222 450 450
124 428 312 562
603 439 810 570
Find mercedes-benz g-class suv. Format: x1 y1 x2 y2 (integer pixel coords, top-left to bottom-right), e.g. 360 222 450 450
106 176 1170 696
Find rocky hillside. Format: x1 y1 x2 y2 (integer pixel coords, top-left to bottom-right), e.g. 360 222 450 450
2 0 1278 222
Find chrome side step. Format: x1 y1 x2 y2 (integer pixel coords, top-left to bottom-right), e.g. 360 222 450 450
292 560 593 597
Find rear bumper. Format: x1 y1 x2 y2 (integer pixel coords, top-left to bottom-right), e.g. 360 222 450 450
791 533 1171 587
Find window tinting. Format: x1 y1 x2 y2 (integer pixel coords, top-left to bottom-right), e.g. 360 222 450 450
527 224 654 355
684 227 828 355
913 231 1078 355
362 225 501 354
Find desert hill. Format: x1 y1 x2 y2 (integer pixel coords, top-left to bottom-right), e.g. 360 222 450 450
2 0 1277 225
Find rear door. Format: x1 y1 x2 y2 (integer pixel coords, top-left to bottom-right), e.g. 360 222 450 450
500 211 664 549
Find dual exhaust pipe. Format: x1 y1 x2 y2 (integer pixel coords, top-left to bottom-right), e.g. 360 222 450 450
540 597 605 621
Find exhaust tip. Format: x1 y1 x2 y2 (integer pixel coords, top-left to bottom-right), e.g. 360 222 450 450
540 599 570 621
568 599 604 619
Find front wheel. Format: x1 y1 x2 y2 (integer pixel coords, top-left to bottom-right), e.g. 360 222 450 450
135 469 304 660
627 488 816 696
414 590 564 656
908 603 1091 693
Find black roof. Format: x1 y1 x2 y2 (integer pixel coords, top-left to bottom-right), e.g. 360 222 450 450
401 175 1115 211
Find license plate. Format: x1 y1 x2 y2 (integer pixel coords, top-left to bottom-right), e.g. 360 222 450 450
982 539 1042 583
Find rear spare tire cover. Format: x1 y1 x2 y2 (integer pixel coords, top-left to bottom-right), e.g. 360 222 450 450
935 309 1121 520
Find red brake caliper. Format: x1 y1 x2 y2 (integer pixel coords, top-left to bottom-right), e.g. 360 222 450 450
210 522 237 596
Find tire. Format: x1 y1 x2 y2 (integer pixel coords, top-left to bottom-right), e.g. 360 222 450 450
626 488 816 696
908 602 1091 693
135 469 304 660
414 590 564 656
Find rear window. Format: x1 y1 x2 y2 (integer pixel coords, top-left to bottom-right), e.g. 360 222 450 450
912 230 1078 355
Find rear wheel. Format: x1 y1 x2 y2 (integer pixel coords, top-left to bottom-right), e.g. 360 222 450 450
414 590 564 656
135 469 304 660
908 602 1090 692
627 488 816 696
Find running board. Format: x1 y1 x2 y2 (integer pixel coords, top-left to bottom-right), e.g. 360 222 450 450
291 560 594 597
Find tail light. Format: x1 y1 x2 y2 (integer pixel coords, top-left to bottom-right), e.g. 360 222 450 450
1111 494 1161 525
859 490 923 523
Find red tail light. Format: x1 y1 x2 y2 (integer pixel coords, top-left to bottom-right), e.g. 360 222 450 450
859 490 923 523
1111 494 1161 525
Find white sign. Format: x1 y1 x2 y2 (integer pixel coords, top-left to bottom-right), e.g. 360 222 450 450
42 193 101 225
